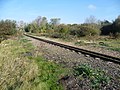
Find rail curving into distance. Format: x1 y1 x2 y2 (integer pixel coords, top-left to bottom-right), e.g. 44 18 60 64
24 33 120 64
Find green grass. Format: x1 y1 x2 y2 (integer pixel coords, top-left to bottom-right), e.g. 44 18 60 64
31 56 67 90
74 36 120 52
97 39 120 52
0 37 68 90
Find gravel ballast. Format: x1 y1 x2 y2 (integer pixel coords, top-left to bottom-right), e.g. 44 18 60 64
25 36 120 90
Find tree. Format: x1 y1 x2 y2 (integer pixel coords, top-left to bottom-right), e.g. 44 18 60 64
101 20 111 26
0 19 16 42
113 15 120 33
50 18 60 26
85 15 97 24
0 20 16 35
35 16 42 25
40 17 48 33
24 24 31 32
56 24 69 34
112 15 120 38
100 20 112 35
84 15 101 32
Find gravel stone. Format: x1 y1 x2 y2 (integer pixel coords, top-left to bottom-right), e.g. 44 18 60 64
25 36 120 90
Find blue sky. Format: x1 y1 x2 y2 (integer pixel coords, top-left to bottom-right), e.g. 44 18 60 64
0 0 120 24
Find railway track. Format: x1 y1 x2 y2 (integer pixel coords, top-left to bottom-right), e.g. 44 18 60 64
24 33 120 64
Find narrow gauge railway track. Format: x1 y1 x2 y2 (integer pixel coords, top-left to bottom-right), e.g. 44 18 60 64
24 33 120 64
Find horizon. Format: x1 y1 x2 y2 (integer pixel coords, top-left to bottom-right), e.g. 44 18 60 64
0 0 120 24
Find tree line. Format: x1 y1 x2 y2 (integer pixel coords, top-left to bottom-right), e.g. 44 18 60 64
0 15 120 42
101 15 120 38
24 15 120 39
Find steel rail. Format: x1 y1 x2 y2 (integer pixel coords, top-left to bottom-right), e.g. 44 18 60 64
24 33 120 64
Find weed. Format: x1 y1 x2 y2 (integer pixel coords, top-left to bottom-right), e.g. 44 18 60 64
32 56 67 90
109 48 120 52
73 64 111 89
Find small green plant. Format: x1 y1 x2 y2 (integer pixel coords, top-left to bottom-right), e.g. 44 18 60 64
32 56 67 90
20 38 31 43
109 48 120 52
73 64 110 89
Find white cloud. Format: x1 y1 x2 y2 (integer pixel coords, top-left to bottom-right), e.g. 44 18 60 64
88 4 96 10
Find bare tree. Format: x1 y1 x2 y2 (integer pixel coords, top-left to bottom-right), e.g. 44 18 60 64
50 18 61 26
85 15 97 24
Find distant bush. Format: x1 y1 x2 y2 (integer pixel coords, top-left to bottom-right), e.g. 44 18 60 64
79 26 100 37
69 29 78 36
0 20 16 35
0 20 16 42
69 26 100 37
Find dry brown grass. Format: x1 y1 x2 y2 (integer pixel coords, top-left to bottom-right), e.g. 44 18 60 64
0 39 38 90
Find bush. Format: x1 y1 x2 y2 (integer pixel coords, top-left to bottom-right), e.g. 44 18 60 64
50 32 62 38
78 26 100 37
69 29 77 36
69 26 100 37
0 20 16 42
0 20 16 35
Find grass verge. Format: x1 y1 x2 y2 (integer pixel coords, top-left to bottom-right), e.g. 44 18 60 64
0 36 67 90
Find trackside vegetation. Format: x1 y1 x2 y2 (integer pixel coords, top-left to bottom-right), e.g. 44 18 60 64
24 15 120 39
0 15 119 89
0 36 111 90
24 15 120 52
0 37 68 90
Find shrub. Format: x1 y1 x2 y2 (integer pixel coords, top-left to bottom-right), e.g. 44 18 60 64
0 20 16 35
78 26 100 37
0 20 16 42
50 32 62 38
69 26 100 37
